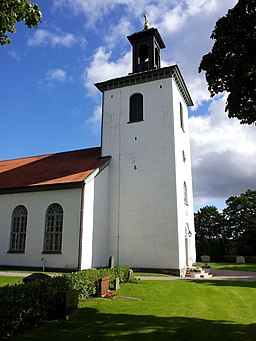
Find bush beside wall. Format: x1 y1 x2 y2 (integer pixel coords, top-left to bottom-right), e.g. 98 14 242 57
0 266 131 338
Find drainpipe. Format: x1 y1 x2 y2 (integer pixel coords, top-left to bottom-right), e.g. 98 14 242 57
77 182 85 271
41 258 46 272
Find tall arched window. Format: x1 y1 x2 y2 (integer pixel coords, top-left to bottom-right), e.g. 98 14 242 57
183 182 188 205
44 203 63 253
129 93 143 122
9 205 28 252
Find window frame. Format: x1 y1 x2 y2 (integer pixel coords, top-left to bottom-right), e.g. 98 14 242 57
129 93 143 123
43 203 63 254
9 205 28 253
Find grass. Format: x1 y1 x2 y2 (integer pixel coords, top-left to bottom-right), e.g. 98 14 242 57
0 276 24 287
197 262 256 272
13 279 256 341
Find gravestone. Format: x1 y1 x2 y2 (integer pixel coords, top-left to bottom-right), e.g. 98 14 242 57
99 276 110 296
201 255 211 262
236 256 245 264
23 272 51 283
63 289 79 319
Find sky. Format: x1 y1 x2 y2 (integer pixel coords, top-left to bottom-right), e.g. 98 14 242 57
1 0 256 211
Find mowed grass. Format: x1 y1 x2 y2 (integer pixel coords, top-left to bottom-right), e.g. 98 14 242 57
197 262 256 272
14 280 256 341
0 276 24 287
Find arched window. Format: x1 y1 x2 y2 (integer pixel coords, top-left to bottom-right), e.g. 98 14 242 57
183 182 188 205
9 205 28 252
129 93 143 122
44 203 63 253
180 102 185 132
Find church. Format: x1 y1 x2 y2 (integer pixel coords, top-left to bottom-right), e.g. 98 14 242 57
0 22 196 276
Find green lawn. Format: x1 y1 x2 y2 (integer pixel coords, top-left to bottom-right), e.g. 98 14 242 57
14 280 256 341
197 262 256 272
0 276 24 287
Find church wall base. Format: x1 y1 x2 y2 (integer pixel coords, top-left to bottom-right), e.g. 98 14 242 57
131 267 186 277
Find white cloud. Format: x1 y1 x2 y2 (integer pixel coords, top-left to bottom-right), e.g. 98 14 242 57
27 29 86 47
83 47 131 97
190 95 256 208
84 106 102 132
8 50 22 61
46 68 72 82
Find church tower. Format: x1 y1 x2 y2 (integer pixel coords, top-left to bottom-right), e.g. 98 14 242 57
96 19 196 275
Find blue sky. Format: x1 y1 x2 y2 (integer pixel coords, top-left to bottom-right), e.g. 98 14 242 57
1 0 256 210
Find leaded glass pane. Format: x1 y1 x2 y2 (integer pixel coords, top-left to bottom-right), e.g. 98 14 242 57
44 203 63 252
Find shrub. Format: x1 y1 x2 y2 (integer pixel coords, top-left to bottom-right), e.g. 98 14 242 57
245 256 256 263
63 269 100 300
222 255 237 262
0 276 70 339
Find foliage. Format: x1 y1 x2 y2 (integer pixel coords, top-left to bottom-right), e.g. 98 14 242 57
63 269 100 301
63 266 131 300
0 0 42 45
0 266 131 338
196 238 227 262
0 276 70 339
223 189 256 255
196 190 256 257
199 0 256 124
194 205 225 239
13 281 256 340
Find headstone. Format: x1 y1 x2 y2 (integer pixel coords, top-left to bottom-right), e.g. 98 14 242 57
109 256 115 268
64 289 79 319
99 276 110 296
114 277 120 290
236 256 245 264
23 272 51 283
201 255 210 262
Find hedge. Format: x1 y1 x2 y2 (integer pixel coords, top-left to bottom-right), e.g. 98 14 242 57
0 266 131 338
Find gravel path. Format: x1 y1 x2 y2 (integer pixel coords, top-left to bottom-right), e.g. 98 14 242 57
1 269 256 281
136 269 256 281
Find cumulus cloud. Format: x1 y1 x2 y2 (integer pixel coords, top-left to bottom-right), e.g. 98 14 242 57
84 105 102 133
189 95 256 208
45 68 72 82
83 47 131 97
27 29 86 47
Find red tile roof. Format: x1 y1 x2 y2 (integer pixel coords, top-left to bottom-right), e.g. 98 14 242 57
0 147 110 191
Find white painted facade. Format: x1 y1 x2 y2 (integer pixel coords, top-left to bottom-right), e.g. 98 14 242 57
0 166 110 271
99 68 196 273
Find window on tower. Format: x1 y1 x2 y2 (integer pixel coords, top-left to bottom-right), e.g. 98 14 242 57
180 102 185 132
129 93 143 122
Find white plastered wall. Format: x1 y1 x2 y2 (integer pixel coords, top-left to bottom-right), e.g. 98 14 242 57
101 77 186 270
0 188 82 270
80 165 110 269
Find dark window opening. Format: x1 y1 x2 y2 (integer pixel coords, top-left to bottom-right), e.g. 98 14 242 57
129 93 143 122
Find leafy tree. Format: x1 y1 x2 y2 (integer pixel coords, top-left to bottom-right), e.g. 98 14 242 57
223 189 256 255
199 0 256 125
0 0 42 45
194 205 225 239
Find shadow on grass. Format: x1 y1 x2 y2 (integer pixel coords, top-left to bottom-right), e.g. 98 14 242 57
15 307 256 341
191 279 256 289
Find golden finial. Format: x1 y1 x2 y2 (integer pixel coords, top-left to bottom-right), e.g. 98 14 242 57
144 14 149 30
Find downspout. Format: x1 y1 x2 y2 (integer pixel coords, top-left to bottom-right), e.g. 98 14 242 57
77 182 85 271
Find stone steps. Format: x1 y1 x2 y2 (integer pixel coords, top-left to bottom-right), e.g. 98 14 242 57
185 268 213 279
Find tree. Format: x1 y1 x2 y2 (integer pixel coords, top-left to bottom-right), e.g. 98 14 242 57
223 189 256 255
194 205 225 239
0 0 42 45
199 0 256 125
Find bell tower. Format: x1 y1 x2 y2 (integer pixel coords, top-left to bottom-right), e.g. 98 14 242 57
96 19 196 275
127 16 165 73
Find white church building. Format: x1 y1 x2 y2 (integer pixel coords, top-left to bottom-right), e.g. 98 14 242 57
0 24 196 275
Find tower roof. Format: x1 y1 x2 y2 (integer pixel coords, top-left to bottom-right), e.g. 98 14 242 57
127 27 165 49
